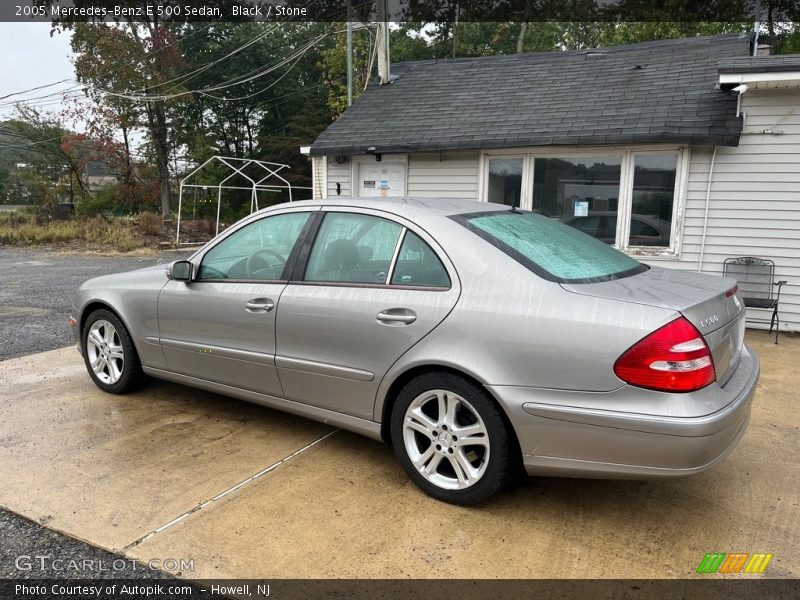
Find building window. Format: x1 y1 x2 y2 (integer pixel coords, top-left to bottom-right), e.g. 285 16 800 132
532 156 622 245
629 154 678 248
482 147 686 256
487 157 523 207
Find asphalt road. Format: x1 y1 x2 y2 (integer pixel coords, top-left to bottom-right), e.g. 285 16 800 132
0 510 174 580
0 248 189 361
0 247 189 581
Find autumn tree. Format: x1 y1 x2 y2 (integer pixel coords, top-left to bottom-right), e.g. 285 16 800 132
4 107 88 206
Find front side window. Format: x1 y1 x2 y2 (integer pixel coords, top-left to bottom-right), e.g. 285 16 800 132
304 212 403 284
458 210 646 283
197 211 311 281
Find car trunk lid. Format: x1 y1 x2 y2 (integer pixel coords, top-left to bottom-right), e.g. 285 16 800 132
561 266 746 385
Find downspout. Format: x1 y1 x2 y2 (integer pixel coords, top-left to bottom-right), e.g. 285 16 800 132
697 145 717 273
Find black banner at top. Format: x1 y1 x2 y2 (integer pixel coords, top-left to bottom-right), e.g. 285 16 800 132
1 0 791 24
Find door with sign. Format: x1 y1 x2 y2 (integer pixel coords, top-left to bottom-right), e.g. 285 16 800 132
357 159 406 197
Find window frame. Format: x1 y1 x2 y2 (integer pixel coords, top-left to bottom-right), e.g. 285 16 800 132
479 145 689 258
291 207 454 291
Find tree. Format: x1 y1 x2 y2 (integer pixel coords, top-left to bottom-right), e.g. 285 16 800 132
40 0 202 216
3 107 88 206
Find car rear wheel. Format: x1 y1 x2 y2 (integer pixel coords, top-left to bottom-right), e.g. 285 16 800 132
82 309 147 394
391 372 512 505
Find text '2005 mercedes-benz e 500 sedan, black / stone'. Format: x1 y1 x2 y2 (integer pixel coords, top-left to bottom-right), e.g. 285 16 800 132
70 198 758 505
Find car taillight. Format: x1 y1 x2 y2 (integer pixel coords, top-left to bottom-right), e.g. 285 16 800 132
613 317 716 393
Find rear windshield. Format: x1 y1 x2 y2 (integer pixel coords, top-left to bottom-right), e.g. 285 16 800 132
454 210 647 284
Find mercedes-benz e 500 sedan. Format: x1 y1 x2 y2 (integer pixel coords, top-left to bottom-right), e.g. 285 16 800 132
71 198 759 505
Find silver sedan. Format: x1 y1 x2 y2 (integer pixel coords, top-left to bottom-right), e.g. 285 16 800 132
70 198 759 505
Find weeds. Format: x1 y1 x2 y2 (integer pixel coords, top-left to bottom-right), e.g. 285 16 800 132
0 212 153 252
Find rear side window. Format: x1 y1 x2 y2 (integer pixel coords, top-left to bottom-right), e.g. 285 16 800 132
456 210 647 283
391 231 450 288
304 212 403 284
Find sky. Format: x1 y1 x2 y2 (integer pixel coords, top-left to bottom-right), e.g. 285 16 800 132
0 23 75 120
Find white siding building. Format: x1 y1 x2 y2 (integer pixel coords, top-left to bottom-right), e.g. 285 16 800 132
307 35 800 333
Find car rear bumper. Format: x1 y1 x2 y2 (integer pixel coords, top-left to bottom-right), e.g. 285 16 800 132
489 344 759 478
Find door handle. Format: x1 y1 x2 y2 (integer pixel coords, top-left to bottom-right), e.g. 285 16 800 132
245 298 275 312
376 309 416 325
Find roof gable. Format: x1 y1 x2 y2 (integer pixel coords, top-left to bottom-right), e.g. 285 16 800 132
310 34 750 156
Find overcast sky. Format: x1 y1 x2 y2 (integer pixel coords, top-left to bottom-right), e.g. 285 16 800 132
0 23 75 120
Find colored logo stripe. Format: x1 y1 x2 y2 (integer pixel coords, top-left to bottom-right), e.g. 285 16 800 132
719 553 748 573
696 553 773 574
744 554 773 573
697 553 726 574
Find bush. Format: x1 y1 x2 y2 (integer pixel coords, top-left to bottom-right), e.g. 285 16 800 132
0 212 149 251
76 184 118 217
136 212 163 237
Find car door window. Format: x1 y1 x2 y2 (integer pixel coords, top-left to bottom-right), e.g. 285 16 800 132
197 211 311 281
390 231 450 288
304 212 403 284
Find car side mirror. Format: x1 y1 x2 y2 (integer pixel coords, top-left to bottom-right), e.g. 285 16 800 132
170 260 193 282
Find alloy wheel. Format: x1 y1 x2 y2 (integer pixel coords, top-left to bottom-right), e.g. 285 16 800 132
86 319 125 385
402 389 490 490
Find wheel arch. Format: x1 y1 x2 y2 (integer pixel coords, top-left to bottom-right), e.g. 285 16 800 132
79 301 140 356
379 363 521 459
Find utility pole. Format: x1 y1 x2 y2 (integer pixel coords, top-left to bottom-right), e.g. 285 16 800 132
753 0 761 57
346 0 353 106
377 0 390 85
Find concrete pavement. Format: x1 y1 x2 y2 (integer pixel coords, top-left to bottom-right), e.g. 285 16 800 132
0 331 797 579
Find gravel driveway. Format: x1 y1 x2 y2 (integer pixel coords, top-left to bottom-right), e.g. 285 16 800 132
0 248 190 361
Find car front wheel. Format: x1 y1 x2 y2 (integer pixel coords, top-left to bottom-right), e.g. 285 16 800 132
391 372 512 505
82 309 147 394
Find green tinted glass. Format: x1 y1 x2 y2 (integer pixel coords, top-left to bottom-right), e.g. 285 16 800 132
465 211 645 283
390 231 450 288
198 212 310 281
305 212 403 284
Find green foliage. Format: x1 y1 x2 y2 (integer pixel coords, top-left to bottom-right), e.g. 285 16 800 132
76 184 118 216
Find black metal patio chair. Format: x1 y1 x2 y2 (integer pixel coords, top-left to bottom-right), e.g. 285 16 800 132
723 257 788 344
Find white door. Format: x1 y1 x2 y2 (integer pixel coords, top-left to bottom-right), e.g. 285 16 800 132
357 160 406 197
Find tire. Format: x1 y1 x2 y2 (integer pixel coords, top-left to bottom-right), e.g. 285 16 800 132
391 372 512 505
82 309 148 394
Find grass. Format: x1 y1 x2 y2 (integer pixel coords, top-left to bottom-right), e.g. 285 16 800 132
0 212 162 252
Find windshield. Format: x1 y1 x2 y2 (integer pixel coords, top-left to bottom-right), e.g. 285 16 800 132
455 210 647 283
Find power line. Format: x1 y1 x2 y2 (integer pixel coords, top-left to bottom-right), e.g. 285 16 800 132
0 19 223 108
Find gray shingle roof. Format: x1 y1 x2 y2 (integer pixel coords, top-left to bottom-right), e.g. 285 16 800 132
719 55 800 74
310 34 750 156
